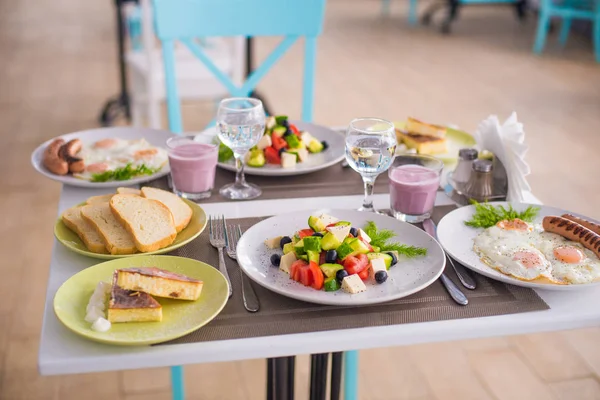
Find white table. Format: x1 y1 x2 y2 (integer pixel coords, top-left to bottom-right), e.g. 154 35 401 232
38 185 600 376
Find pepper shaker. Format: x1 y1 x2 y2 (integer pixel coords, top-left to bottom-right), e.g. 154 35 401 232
464 159 494 202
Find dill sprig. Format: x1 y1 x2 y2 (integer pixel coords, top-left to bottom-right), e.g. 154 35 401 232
464 201 540 228
363 221 427 258
91 164 159 183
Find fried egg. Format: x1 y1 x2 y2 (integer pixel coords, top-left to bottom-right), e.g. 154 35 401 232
73 138 168 181
473 218 600 285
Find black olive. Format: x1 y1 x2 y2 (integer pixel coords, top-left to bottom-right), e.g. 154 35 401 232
281 119 289 127
349 227 358 237
321 141 329 150
280 236 292 249
283 129 293 137
325 250 338 263
375 270 388 284
384 251 398 266
336 269 349 283
270 254 281 267
278 148 286 156
312 232 324 237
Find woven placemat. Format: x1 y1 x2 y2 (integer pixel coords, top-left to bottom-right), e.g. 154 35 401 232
157 206 549 346
146 164 391 203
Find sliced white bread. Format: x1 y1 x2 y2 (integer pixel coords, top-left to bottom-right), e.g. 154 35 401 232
141 187 192 232
110 194 177 252
61 206 108 253
86 194 114 205
117 187 142 196
80 203 137 255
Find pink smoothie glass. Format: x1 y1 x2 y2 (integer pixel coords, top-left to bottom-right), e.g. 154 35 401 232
166 136 218 200
388 154 444 223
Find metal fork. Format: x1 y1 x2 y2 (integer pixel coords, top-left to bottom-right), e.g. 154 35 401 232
226 225 260 312
209 215 233 297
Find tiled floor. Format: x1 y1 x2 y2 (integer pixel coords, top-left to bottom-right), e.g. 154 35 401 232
2 0 600 398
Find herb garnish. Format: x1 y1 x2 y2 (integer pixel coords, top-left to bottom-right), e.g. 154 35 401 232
363 221 427 257
464 201 540 228
91 164 159 183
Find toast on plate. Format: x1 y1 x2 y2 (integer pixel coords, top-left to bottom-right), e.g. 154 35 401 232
141 187 192 232
110 194 177 252
117 187 142 196
80 203 137 255
61 206 107 253
85 194 114 205
116 267 203 301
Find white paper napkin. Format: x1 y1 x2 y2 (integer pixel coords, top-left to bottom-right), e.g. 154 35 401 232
474 112 531 203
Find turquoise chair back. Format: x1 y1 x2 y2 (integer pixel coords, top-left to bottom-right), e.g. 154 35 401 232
152 0 327 133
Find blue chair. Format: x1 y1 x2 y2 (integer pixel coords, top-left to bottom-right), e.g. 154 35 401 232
533 0 600 62
381 0 419 25
151 1 329 398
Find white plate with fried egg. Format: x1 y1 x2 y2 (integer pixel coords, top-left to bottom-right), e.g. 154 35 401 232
31 127 174 188
437 202 600 290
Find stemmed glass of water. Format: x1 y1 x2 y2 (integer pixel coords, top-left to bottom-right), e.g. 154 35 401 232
216 98 266 200
345 118 397 213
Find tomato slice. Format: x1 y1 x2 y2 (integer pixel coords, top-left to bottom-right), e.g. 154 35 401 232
297 228 315 239
319 251 326 265
289 124 300 136
272 135 288 151
290 260 307 282
343 254 369 275
309 261 324 290
358 267 370 280
264 146 281 165
299 264 312 287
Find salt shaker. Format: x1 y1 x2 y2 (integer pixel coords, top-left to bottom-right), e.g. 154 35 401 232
464 159 494 202
452 148 478 184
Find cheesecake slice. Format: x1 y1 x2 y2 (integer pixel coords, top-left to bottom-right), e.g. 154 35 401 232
116 267 203 301
396 130 448 155
107 273 162 323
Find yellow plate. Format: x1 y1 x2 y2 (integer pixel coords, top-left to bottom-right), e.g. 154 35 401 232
394 121 476 164
54 198 207 259
53 255 229 345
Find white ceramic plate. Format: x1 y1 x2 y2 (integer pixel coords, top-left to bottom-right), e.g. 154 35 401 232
236 209 446 306
196 121 346 176
437 202 600 290
31 127 174 188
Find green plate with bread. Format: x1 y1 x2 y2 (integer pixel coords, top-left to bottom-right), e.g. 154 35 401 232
54 187 207 260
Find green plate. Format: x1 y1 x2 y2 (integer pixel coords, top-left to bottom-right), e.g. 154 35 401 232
394 121 476 164
53 255 229 346
54 198 207 259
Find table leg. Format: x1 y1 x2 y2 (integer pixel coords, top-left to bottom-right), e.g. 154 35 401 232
309 354 329 400
330 352 342 400
287 356 295 400
170 365 185 400
267 358 274 400
343 351 359 400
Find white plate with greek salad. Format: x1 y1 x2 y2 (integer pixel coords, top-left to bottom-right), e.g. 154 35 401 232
196 117 346 177
236 209 446 306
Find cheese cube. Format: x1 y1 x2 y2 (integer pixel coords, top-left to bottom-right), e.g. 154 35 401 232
280 252 297 274
326 225 351 243
341 274 367 294
257 135 272 150
296 148 309 162
264 236 282 249
266 116 276 129
357 228 371 243
281 152 297 168
318 214 339 226
300 131 315 147
369 258 386 279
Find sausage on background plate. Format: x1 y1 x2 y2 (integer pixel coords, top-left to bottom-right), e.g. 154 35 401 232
43 138 69 175
59 139 85 173
543 216 600 259
562 214 600 236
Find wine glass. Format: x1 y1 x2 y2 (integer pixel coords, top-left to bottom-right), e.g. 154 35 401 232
345 118 397 213
216 97 266 200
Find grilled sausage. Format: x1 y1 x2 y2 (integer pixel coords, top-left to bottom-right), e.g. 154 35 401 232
543 216 600 259
58 139 85 173
561 214 600 236
43 138 69 175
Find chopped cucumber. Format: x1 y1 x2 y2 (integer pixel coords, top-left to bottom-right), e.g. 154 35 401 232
303 236 322 253
282 242 295 255
349 239 370 254
336 242 355 260
366 253 394 269
321 232 342 251
298 254 308 261
308 139 324 153
275 115 288 124
320 263 344 278
324 277 341 292
284 134 301 149
335 221 351 227
272 126 286 137
308 216 326 232
306 250 320 264
294 240 306 256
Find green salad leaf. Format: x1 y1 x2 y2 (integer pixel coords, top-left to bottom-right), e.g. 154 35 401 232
91 164 159 183
363 221 427 258
218 142 234 162
464 201 540 228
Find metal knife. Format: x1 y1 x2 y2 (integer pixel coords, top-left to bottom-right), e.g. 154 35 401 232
422 219 468 306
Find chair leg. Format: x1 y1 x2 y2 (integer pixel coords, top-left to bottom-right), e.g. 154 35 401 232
594 17 600 62
170 366 185 400
343 351 359 400
533 12 551 54
408 0 418 25
558 18 572 47
381 0 391 16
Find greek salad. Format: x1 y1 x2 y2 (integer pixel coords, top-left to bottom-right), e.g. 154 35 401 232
218 115 328 168
264 213 428 294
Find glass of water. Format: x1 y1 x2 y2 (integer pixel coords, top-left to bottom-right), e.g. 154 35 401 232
345 118 397 213
216 97 266 200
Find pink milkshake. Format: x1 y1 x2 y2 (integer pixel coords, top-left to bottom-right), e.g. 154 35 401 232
388 155 443 223
167 137 218 200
